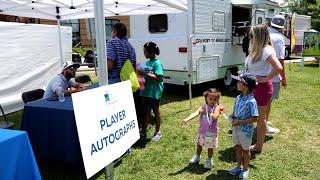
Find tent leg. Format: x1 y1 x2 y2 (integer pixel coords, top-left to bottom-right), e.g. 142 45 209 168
104 164 113 180
88 18 97 76
94 0 107 86
57 18 64 66
300 57 304 71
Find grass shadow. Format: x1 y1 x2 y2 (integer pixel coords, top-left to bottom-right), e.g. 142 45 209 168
132 138 151 149
218 146 236 163
37 158 88 180
304 62 320 68
169 163 210 176
206 170 237 180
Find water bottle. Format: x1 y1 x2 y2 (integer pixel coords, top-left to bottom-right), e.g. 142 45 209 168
221 112 233 124
58 87 65 102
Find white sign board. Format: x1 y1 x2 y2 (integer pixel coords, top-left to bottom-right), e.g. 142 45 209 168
72 81 139 179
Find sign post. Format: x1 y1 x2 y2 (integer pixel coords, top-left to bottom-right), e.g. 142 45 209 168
302 31 320 70
72 81 139 179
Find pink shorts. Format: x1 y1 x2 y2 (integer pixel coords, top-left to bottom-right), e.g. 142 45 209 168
196 133 218 149
253 80 273 106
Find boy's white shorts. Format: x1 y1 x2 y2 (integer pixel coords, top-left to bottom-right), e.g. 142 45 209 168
232 126 253 150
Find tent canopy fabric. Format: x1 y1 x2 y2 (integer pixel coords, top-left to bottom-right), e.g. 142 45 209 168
0 0 187 20
0 0 188 114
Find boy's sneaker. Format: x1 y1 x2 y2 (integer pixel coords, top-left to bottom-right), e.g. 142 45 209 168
229 166 242 175
189 155 201 164
266 125 280 135
203 158 213 169
239 169 249 179
151 131 162 142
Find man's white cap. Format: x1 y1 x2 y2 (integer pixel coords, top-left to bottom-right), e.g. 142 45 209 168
271 15 285 29
62 61 80 70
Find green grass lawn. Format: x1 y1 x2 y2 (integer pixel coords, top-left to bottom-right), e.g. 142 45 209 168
4 62 320 179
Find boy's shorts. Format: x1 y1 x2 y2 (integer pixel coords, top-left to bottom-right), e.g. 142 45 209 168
232 126 253 150
271 82 280 100
196 133 218 149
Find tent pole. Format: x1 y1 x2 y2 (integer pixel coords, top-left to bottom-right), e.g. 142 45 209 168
56 7 63 66
187 0 194 109
88 18 97 76
93 0 111 178
94 0 107 87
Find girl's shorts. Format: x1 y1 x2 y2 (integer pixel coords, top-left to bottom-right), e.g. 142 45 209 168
196 133 218 149
253 80 273 106
143 96 160 110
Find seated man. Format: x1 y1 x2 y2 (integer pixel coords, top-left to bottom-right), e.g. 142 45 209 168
43 62 86 100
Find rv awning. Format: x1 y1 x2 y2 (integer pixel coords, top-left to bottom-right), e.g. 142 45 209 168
231 0 281 7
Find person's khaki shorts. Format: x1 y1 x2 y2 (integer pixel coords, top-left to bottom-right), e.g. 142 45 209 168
232 126 253 150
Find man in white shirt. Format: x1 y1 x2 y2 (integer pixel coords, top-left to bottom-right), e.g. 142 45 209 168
267 15 288 134
43 62 86 100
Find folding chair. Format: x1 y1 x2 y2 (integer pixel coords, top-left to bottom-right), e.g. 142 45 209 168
0 104 14 129
75 75 93 85
22 89 45 104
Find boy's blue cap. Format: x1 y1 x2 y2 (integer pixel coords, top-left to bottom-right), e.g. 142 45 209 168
231 73 258 90
138 63 152 73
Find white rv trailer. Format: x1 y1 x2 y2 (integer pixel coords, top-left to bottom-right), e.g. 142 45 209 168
129 0 281 86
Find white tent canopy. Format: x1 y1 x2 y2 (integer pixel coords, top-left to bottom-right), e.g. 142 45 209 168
0 0 187 20
0 0 187 115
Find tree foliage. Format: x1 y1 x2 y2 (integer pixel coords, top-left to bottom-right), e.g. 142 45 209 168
286 0 320 31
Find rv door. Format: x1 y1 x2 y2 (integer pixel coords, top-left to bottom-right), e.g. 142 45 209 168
255 9 265 25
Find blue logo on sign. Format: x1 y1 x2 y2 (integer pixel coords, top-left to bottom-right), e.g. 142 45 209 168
104 91 110 102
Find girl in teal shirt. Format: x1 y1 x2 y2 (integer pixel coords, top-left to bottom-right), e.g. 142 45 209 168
139 42 164 142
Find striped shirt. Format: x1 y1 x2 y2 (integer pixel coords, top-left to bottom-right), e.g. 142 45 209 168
107 38 136 80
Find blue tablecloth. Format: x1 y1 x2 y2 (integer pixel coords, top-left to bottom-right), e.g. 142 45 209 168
0 129 41 180
21 84 98 166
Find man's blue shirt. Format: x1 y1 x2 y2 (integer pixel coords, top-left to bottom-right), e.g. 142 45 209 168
234 93 259 136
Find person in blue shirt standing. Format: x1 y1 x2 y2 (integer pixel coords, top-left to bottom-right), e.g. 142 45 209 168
139 42 164 142
107 23 136 84
229 73 259 179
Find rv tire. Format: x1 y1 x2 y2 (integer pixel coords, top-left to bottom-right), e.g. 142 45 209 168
223 69 236 90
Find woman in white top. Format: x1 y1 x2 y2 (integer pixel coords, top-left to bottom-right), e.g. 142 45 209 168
245 24 283 152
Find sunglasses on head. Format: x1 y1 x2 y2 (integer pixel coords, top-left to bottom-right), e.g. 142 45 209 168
68 67 77 71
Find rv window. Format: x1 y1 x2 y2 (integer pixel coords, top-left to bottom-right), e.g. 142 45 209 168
105 19 120 39
149 14 168 33
212 11 225 32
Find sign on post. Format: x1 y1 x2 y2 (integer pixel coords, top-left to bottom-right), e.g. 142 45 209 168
72 81 139 179
302 32 320 57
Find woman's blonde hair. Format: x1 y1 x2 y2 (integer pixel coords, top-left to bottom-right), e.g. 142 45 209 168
247 24 272 63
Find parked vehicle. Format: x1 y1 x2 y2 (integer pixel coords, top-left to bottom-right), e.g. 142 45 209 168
129 0 281 87
72 42 97 67
280 13 312 59
233 21 250 36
